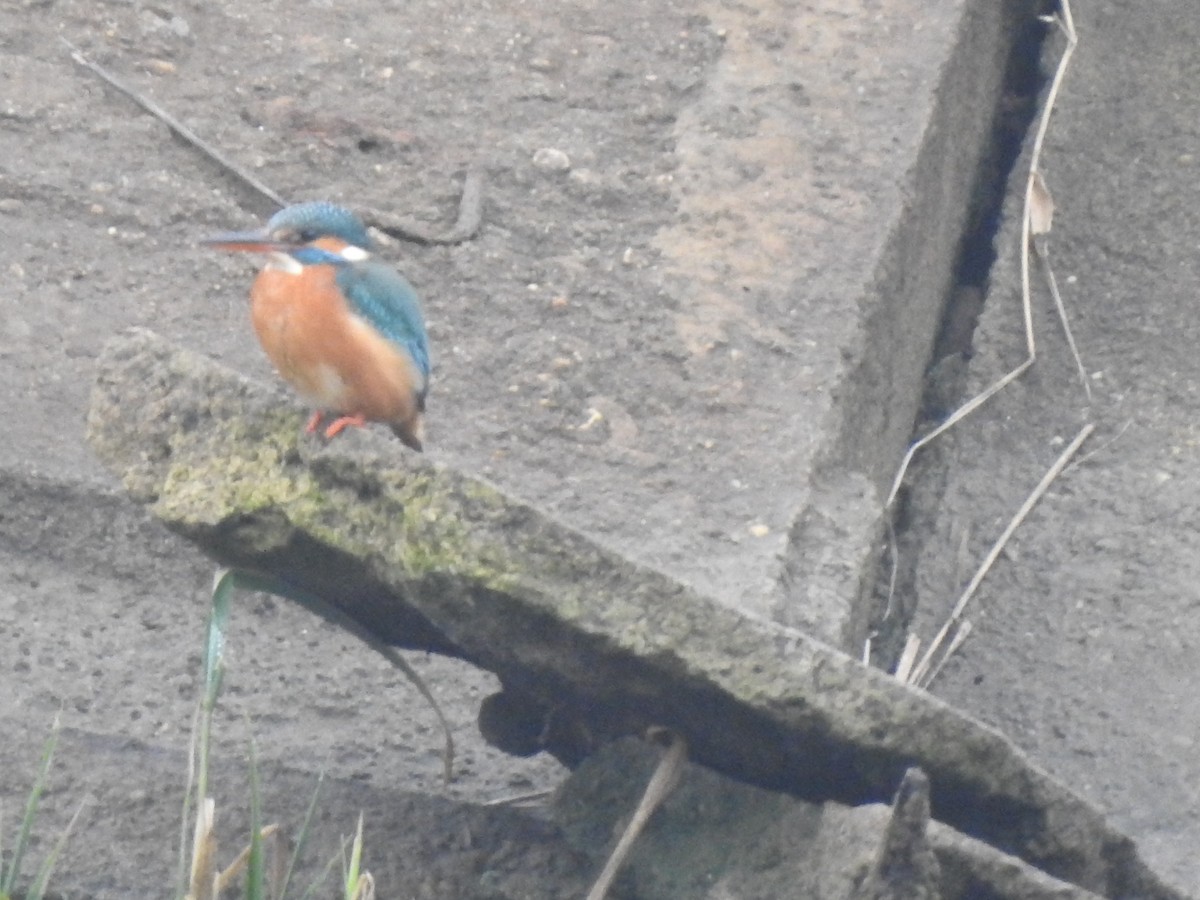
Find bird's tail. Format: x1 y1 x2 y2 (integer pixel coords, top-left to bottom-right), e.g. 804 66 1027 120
391 416 424 452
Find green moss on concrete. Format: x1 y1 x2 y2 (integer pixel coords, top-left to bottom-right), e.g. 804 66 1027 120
152 413 519 593
367 468 521 591
155 411 314 519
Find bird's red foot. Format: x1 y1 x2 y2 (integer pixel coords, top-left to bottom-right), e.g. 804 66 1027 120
323 414 367 439
304 411 325 434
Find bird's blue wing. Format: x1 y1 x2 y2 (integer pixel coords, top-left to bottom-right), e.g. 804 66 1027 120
336 261 431 391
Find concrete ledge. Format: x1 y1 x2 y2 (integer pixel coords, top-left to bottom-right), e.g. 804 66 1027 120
86 329 1183 898
769 0 1033 646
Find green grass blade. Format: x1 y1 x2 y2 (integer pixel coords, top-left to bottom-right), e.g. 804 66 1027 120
176 570 234 899
206 569 235 706
245 740 265 900
276 772 325 900
24 796 87 900
343 814 364 900
1 798 7 886
1 718 61 895
176 704 200 899
296 839 344 900
198 570 234 813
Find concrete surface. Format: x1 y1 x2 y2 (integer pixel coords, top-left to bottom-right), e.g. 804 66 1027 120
0 0 1194 895
2 0 1023 634
907 0 1200 893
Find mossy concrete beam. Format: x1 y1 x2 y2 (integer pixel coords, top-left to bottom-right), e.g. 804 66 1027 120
86 329 1181 899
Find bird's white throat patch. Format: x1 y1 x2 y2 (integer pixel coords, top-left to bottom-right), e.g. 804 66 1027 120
265 251 303 275
263 245 368 275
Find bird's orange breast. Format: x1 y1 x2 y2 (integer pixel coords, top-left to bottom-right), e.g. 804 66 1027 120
249 255 422 430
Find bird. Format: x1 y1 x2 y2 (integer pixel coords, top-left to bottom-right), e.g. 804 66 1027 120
204 202 430 450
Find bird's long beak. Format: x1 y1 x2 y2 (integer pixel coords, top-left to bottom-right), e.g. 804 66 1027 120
201 229 287 253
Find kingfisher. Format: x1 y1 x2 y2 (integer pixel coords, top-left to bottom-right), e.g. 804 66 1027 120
204 202 429 450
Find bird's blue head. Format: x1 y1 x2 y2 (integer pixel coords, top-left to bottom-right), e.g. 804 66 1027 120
265 202 373 251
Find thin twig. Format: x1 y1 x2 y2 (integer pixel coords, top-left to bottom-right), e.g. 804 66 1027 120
63 38 487 246
1020 7 1076 365
920 620 972 690
1068 418 1131 470
372 643 456 784
228 570 456 783
885 2 1078 508
907 422 1094 686
585 730 687 900
61 38 287 210
214 824 283 893
1037 243 1091 403
892 632 921 683
1017 2 1079 383
886 357 1034 507
359 165 486 245
482 788 554 808
905 1 1082 683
